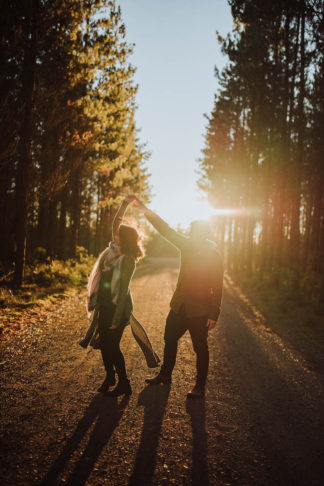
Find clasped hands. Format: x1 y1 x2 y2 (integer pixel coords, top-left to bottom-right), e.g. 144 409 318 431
124 194 148 213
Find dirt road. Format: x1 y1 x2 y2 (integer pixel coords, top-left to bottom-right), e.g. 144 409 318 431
1 258 324 485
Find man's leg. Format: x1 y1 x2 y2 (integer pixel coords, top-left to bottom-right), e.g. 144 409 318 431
188 316 209 396
161 309 187 376
146 309 186 384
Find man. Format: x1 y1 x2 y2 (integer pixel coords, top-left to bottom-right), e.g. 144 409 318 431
134 197 223 398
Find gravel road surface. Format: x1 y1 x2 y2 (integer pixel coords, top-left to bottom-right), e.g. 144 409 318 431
1 258 324 485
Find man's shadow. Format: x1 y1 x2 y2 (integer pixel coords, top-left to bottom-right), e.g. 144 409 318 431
40 393 129 486
128 384 171 486
186 398 209 486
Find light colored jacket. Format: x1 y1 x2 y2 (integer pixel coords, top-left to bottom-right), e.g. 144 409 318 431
80 200 160 368
80 252 160 368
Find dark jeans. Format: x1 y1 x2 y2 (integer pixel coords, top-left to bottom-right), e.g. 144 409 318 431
98 304 128 382
160 307 209 386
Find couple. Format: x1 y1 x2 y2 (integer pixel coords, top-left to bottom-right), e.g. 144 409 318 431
81 194 223 399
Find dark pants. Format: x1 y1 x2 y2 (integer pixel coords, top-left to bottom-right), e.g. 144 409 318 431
160 307 209 386
98 304 128 382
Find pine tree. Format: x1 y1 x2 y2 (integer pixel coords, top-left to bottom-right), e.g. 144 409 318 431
199 0 324 302
0 0 150 283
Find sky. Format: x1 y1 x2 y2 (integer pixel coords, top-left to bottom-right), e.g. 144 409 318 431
120 0 233 227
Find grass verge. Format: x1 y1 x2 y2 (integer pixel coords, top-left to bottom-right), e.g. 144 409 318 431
0 247 95 332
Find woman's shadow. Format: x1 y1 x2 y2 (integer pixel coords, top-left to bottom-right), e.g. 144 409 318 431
39 393 129 486
128 383 171 486
186 397 209 486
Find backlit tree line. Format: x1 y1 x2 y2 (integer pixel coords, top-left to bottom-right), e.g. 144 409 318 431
0 0 149 286
199 0 324 301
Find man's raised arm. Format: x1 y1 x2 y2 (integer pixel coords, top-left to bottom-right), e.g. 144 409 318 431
134 199 187 251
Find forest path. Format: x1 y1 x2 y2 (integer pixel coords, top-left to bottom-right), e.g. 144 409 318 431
1 258 324 486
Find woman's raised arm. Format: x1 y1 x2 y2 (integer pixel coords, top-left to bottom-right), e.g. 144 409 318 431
112 195 136 243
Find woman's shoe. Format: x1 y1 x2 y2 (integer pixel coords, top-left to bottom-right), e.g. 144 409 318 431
78 338 89 349
105 379 132 397
97 374 116 393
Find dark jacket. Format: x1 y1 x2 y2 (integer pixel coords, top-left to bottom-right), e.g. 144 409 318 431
146 211 223 320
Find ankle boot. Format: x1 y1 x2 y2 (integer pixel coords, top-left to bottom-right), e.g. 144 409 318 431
145 372 171 385
105 378 132 397
97 374 116 393
187 383 205 399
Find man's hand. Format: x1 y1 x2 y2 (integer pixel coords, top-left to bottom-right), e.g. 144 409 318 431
206 318 217 331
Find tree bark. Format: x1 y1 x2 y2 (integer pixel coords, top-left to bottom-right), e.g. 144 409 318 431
70 166 82 258
58 186 68 260
290 1 305 288
13 0 39 286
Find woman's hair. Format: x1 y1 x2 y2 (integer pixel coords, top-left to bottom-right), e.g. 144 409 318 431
119 224 144 261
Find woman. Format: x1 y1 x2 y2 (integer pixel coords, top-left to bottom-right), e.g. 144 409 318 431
88 194 143 397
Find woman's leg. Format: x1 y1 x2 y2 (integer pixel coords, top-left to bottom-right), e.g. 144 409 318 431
99 348 115 378
106 325 127 382
98 306 115 379
105 324 132 396
97 326 115 392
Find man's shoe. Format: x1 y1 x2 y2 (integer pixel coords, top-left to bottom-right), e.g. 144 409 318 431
97 374 116 393
187 384 205 399
105 379 132 397
145 372 171 385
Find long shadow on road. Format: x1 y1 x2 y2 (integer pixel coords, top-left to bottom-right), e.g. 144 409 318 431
218 292 324 486
186 398 209 486
128 384 171 486
39 394 129 486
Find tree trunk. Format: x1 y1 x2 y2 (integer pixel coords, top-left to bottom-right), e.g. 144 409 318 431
46 198 58 257
13 0 39 286
70 165 82 258
94 182 101 255
290 2 305 288
58 186 68 260
276 12 291 274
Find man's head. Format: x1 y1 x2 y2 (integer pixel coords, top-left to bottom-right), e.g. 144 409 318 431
190 220 212 242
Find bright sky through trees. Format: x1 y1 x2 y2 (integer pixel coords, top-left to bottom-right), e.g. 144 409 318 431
121 0 233 227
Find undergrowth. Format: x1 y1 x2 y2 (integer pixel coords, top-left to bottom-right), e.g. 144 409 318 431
0 247 95 327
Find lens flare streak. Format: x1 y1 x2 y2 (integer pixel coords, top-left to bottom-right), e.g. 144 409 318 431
211 208 261 217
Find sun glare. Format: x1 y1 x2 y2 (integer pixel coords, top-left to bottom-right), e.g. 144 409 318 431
152 190 262 229
212 207 262 217
213 208 240 216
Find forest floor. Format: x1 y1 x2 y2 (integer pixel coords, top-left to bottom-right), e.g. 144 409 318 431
1 258 324 486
